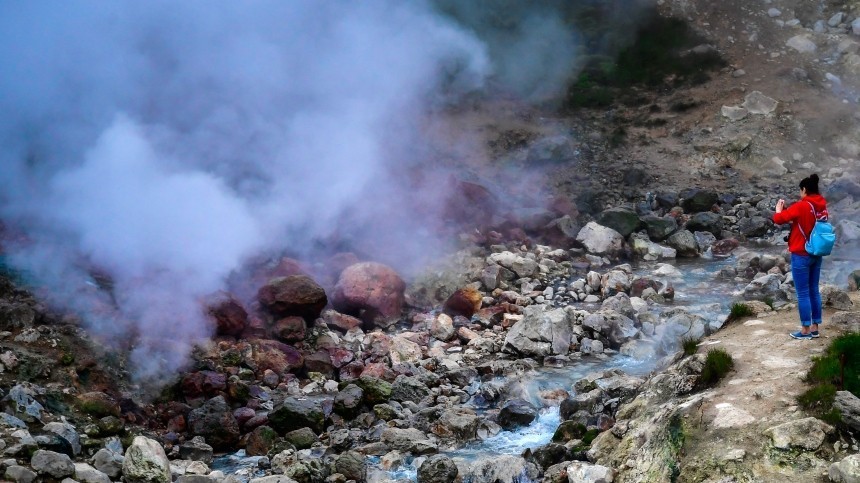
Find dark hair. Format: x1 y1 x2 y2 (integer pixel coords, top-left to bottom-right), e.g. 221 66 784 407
799 174 820 194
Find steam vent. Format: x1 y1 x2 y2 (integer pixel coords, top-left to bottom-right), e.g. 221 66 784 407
3 1 860 482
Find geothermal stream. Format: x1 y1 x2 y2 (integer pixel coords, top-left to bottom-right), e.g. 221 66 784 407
211 243 836 483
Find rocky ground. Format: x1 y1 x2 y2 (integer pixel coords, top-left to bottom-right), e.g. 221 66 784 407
2 1 860 483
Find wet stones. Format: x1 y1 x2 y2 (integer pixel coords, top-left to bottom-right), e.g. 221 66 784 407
178 438 213 464
333 262 405 328
497 399 538 430
641 215 678 241
667 230 699 257
417 455 458 483
503 306 573 357
258 275 327 321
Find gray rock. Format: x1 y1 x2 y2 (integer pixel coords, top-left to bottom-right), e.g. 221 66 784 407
176 476 219 483
418 454 458 483
461 455 539 483
576 222 625 256
835 391 860 433
92 448 124 479
765 417 833 451
178 438 213 465
743 274 784 301
31 449 74 478
738 216 771 237
596 208 642 237
4 465 37 483
497 399 537 430
641 215 677 241
187 396 240 450
667 230 699 257
122 436 171 483
433 409 479 441
830 453 860 483
742 91 778 114
269 397 325 435
787 35 817 53
767 7 781 17
853 17 860 35
391 376 431 403
686 212 722 236
74 462 111 483
721 105 748 121
503 306 573 357
43 421 81 457
334 451 366 482
566 461 615 482
381 427 433 453
250 477 299 483
601 270 631 297
822 285 854 311
680 189 718 213
829 12 846 27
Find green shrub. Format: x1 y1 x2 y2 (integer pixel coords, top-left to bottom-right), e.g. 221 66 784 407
729 302 754 321
796 332 860 424
698 348 734 387
681 336 699 356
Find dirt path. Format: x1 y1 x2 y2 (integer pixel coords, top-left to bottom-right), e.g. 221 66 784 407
678 292 860 482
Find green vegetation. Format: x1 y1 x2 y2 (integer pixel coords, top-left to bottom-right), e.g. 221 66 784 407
729 302 754 321
698 348 734 388
681 336 700 356
566 14 726 110
798 332 860 425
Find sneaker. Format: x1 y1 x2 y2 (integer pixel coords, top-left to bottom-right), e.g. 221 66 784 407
790 331 812 340
811 331 820 338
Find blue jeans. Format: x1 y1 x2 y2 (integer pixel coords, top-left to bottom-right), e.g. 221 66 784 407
791 253 823 327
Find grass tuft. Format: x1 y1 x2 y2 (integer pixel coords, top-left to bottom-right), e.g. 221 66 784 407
681 336 700 356
797 332 860 425
729 302 754 321
698 348 734 388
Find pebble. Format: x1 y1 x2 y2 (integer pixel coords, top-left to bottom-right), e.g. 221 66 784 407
767 8 781 17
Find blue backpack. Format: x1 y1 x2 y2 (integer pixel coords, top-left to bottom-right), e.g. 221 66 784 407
798 201 836 256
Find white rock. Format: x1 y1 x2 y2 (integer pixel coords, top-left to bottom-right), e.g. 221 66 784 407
721 106 748 121
742 91 778 115
567 461 615 482
767 8 781 17
576 222 625 256
786 35 817 53
852 17 860 35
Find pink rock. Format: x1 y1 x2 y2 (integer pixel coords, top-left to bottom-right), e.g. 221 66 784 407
328 347 355 369
207 294 249 337
233 407 256 427
361 362 396 381
249 339 304 375
272 316 307 342
322 310 363 333
339 361 365 381
333 262 405 328
258 275 327 321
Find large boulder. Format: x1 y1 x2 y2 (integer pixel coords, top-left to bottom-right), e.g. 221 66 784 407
666 230 699 257
461 455 540 483
576 222 625 256
248 339 304 374
123 436 171 483
92 449 124 479
822 285 855 311
269 397 325 434
765 417 833 451
418 455 458 483
258 275 327 321
504 306 573 357
680 189 718 213
31 450 74 479
333 262 405 328
431 408 479 441
443 287 482 318
246 426 279 457
497 399 538 430
596 208 642 237
207 296 249 337
334 451 366 482
641 215 677 241
566 462 614 483
737 216 771 238
629 233 676 261
187 396 240 450
271 316 306 342
830 454 860 483
685 212 722 236
835 391 860 433
743 274 785 302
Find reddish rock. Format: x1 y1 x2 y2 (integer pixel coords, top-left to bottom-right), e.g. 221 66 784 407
322 310 363 333
365 332 392 359
444 179 497 226
272 316 307 342
207 295 249 337
248 339 304 375
360 362 396 381
443 287 483 319
712 238 740 257
181 371 227 399
475 306 508 326
167 415 186 433
630 278 663 298
328 347 355 369
304 351 335 377
244 413 269 432
332 262 405 328
242 314 269 339
233 407 256 427
258 275 328 321
246 425 279 456
339 361 365 381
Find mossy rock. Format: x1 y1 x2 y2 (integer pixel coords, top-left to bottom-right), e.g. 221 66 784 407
552 421 587 443
355 376 392 404
284 427 317 450
76 392 121 418
98 416 124 435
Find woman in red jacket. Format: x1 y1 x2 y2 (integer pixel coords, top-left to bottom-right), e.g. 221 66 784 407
773 174 828 340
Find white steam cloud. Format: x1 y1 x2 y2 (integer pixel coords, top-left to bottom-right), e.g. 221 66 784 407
0 1 586 379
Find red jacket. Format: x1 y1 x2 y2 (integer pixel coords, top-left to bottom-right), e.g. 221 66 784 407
772 194 828 256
